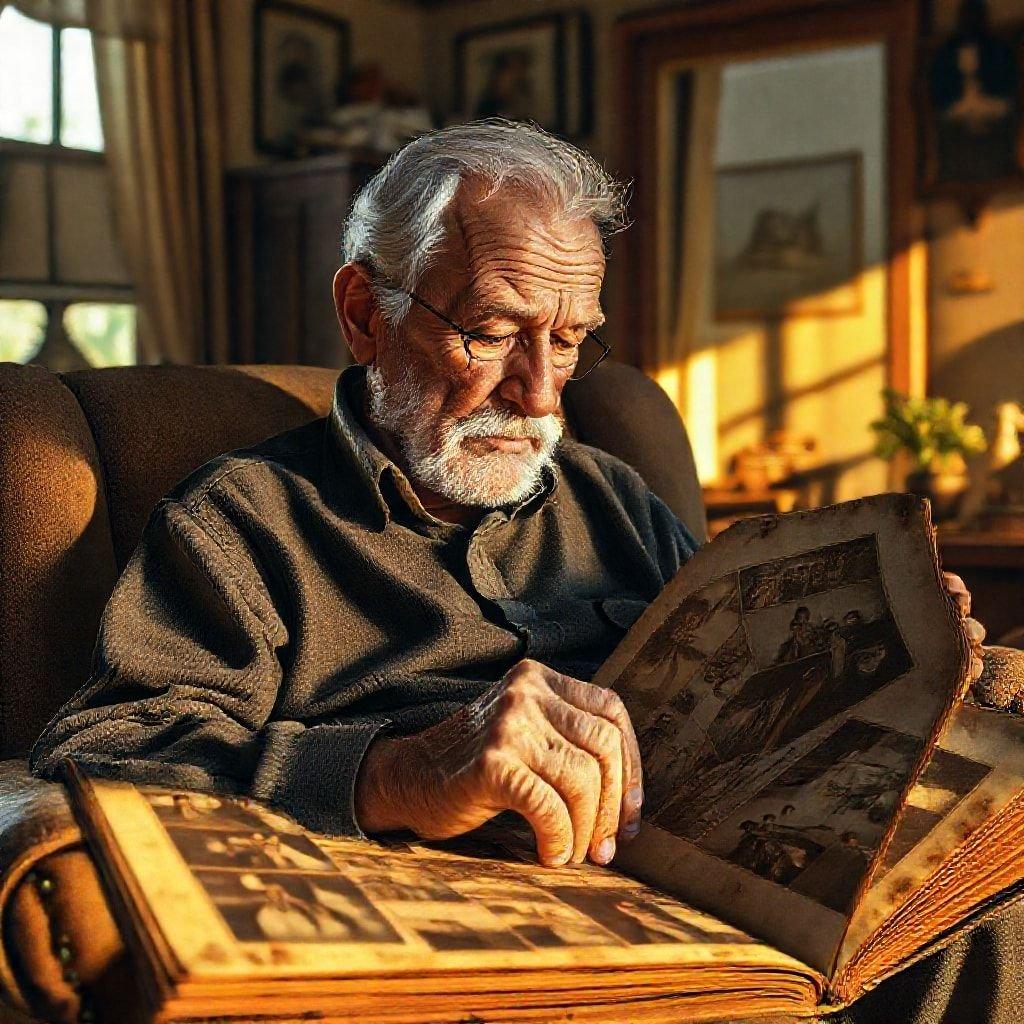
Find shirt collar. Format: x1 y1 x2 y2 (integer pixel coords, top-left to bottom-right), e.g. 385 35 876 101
323 364 558 531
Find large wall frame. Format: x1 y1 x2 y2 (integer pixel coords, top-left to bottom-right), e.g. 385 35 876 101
615 0 925 396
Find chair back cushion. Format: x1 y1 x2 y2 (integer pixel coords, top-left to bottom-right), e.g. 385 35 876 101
0 360 704 758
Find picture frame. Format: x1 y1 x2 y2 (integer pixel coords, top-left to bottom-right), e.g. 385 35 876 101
253 0 350 157
713 153 864 322
916 8 1024 223
454 12 593 138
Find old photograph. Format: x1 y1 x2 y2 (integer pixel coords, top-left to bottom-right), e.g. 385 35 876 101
143 790 271 832
454 879 619 948
876 746 991 875
739 536 879 613
698 720 926 914
197 871 403 945
618 575 741 715
550 887 730 946
374 895 529 952
166 827 336 873
718 582 913 754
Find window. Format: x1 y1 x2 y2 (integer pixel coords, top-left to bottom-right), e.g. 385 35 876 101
0 6 136 369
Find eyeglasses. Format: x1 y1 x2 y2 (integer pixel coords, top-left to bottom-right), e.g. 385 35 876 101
390 286 611 381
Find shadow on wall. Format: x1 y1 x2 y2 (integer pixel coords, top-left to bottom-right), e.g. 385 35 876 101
930 321 1024 511
931 321 1024 420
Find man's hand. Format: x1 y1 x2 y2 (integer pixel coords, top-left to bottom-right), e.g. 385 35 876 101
354 659 643 867
943 572 986 685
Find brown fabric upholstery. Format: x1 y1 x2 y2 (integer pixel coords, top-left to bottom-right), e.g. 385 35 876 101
0 366 119 761
0 360 703 761
61 364 337 572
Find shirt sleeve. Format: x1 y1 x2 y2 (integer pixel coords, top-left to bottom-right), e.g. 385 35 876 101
29 498 388 838
646 489 701 585
590 448 700 586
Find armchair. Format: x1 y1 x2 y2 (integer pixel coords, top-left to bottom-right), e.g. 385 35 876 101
0 360 705 1022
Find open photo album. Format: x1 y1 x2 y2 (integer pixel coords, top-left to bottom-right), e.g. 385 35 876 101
65 494 1024 1023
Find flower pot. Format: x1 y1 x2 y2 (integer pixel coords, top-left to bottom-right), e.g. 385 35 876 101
905 469 969 523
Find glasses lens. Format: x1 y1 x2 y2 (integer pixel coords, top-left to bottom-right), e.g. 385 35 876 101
570 335 607 379
465 334 513 361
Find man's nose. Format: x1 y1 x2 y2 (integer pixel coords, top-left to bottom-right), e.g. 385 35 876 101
496 335 561 418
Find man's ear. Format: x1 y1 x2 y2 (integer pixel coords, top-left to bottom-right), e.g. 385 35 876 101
333 263 381 365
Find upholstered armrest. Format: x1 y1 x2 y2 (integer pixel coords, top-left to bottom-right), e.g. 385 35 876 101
0 760 126 1024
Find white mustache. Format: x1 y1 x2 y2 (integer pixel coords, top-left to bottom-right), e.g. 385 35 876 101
458 409 560 442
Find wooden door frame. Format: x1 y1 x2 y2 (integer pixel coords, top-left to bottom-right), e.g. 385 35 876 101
614 0 923 395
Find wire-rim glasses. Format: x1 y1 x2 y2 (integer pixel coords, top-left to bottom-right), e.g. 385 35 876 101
390 285 611 381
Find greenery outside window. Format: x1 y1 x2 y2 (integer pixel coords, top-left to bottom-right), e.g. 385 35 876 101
0 6 136 370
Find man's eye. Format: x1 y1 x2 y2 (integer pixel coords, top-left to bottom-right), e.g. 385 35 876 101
552 333 583 350
470 332 513 347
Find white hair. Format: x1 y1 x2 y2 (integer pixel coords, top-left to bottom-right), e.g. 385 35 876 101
340 118 629 324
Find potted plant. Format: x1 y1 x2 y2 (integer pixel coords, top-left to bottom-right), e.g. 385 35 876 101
870 389 987 522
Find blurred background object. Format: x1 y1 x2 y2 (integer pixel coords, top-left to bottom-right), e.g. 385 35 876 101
870 388 988 522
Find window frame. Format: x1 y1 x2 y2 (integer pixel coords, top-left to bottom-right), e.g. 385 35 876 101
0 13 135 365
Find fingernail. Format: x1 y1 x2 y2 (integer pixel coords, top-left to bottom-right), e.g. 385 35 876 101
595 837 616 864
626 786 643 808
622 819 641 838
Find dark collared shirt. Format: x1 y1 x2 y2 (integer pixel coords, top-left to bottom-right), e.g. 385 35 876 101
30 366 697 835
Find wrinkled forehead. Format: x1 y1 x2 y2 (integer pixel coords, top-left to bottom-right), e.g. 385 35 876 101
439 181 606 320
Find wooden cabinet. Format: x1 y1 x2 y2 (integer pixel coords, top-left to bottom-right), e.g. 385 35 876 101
226 154 380 368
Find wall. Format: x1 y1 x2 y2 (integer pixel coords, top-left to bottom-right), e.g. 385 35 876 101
217 0 426 169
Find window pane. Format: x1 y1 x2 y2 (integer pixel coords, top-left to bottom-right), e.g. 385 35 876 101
0 299 47 363
64 303 136 367
0 8 53 144
60 27 103 151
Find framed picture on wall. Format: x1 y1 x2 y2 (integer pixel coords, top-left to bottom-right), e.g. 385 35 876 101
714 153 864 321
454 12 592 137
916 1 1024 222
254 0 350 156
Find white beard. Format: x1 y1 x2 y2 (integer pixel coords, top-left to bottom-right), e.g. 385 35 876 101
365 364 562 508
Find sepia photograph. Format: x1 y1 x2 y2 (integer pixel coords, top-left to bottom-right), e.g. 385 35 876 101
166 827 336 872
197 871 403 945
714 153 864 320
739 536 880 613
455 880 618 949
876 746 992 875
550 887 728 946
143 790 271 832
698 720 925 914
619 575 741 715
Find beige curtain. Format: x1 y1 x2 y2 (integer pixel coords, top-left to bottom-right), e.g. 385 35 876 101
6 0 230 365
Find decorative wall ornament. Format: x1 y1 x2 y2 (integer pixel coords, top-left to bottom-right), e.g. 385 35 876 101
918 0 1024 225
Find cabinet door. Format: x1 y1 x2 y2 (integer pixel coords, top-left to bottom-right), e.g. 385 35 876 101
231 160 377 367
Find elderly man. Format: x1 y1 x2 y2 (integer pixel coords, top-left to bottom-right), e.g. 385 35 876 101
30 120 983 879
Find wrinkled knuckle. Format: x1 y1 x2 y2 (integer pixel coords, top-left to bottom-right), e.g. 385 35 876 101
509 658 541 681
478 746 509 783
488 711 524 750
590 719 620 758
575 750 602 792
